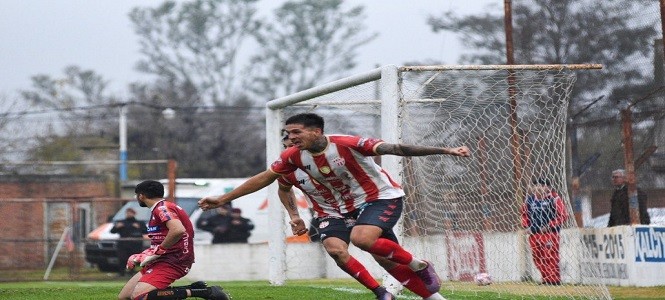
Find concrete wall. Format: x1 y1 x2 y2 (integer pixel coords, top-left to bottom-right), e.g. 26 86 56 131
187 226 665 287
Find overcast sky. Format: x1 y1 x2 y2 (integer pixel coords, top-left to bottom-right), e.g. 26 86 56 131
0 0 499 98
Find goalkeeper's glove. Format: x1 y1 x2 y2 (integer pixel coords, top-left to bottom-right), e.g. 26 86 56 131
126 252 147 270
139 245 167 267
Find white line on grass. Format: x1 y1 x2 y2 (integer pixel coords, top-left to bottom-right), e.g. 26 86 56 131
309 285 421 299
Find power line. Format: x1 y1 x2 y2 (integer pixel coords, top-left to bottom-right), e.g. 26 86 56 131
0 101 265 119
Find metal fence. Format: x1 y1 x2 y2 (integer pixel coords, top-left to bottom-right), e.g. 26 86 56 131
0 197 136 281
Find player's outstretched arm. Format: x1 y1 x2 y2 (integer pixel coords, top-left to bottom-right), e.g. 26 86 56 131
198 170 280 210
376 143 470 157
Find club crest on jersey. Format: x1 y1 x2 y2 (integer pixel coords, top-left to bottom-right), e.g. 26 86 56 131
358 138 367 147
319 166 331 174
331 157 345 166
319 221 330 229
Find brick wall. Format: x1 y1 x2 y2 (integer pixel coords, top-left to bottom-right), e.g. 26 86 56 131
0 175 110 198
0 175 115 269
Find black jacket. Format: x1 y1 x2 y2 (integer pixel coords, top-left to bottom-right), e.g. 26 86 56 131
110 217 147 239
607 185 650 226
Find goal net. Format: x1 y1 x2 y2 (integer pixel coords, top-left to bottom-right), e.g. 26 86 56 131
265 65 610 299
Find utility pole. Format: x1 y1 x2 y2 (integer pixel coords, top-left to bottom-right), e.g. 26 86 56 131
620 108 641 224
119 104 128 182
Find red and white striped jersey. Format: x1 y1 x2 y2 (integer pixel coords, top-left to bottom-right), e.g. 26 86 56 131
271 134 404 211
278 169 345 218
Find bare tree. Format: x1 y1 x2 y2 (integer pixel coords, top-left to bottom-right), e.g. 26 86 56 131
427 0 662 189
245 0 378 100
20 65 117 135
428 0 657 117
129 0 261 105
0 93 26 164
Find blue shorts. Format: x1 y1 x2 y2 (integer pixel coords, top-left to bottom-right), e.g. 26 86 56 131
313 197 402 244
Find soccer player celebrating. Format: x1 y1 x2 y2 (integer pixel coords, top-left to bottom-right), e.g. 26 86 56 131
199 113 470 299
119 180 229 300
278 137 395 300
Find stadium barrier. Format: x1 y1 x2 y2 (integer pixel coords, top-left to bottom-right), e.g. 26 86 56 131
186 225 665 287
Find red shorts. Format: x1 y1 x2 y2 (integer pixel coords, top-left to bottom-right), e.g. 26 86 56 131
139 261 191 289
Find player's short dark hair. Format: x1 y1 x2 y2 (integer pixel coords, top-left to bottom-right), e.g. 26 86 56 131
285 113 324 131
532 177 551 186
135 180 165 198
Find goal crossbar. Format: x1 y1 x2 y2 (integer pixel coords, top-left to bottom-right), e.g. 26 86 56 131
401 64 603 71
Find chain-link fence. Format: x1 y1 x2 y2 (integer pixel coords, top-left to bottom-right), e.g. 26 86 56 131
0 197 135 281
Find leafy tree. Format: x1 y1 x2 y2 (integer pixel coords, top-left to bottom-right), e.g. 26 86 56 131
127 0 267 178
129 0 261 105
427 0 657 118
125 0 376 177
245 0 378 100
126 79 265 178
427 0 661 189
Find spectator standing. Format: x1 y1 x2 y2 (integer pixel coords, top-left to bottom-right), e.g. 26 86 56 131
110 208 147 276
521 178 568 285
607 169 650 226
196 204 233 244
225 208 255 243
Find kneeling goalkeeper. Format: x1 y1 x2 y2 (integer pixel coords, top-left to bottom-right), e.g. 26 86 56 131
119 180 229 300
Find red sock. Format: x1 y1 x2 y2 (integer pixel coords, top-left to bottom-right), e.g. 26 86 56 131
387 264 433 298
367 238 413 264
342 256 380 290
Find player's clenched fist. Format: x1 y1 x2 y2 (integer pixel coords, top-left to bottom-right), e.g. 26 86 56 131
198 196 222 210
450 146 471 157
289 217 307 236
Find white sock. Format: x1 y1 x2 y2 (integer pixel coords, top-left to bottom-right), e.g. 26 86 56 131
408 259 426 271
424 292 446 300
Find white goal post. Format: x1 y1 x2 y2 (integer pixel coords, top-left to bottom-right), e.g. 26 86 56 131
265 64 610 299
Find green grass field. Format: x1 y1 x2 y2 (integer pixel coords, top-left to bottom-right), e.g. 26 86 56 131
0 279 664 300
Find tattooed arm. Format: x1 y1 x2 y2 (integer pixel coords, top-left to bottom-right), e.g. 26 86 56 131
375 143 470 157
277 185 307 236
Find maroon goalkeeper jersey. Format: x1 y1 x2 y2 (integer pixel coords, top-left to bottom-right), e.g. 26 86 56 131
147 200 195 265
